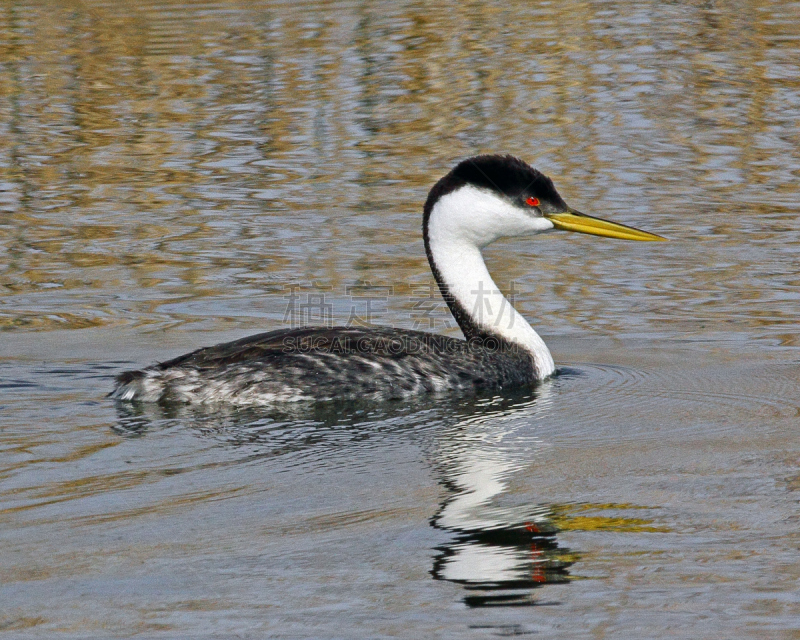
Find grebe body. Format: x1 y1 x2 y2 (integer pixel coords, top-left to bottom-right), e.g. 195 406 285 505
112 155 663 405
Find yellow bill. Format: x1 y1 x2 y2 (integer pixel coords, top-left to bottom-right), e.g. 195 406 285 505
545 209 666 241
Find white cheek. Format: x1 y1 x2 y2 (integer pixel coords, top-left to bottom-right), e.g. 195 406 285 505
522 214 556 235
430 185 554 247
472 202 555 245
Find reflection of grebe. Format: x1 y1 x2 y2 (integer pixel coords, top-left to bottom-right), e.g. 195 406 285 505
428 384 573 607
112 155 663 405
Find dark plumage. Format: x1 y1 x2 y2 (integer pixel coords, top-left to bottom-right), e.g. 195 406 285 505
423 155 567 222
113 326 534 404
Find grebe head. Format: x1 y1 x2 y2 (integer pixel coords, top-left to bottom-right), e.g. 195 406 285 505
421 155 664 376
424 154 665 248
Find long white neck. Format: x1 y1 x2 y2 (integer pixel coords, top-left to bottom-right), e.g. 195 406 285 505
425 187 555 379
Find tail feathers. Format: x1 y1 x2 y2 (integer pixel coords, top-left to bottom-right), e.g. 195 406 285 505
110 369 150 401
115 370 145 386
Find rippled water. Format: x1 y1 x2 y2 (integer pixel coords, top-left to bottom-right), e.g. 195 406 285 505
2 1 800 637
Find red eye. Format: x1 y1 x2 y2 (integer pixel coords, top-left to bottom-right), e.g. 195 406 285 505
526 196 540 207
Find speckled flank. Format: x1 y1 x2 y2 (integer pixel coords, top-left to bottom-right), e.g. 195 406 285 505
111 326 537 405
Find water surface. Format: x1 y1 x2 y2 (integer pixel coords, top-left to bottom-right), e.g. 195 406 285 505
2 1 800 637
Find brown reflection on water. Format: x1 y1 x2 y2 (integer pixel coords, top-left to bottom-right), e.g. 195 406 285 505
0 0 799 344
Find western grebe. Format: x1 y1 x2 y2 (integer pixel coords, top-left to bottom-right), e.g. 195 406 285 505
112 155 664 405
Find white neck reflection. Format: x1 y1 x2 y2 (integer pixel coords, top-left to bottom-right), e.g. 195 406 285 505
432 380 554 533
